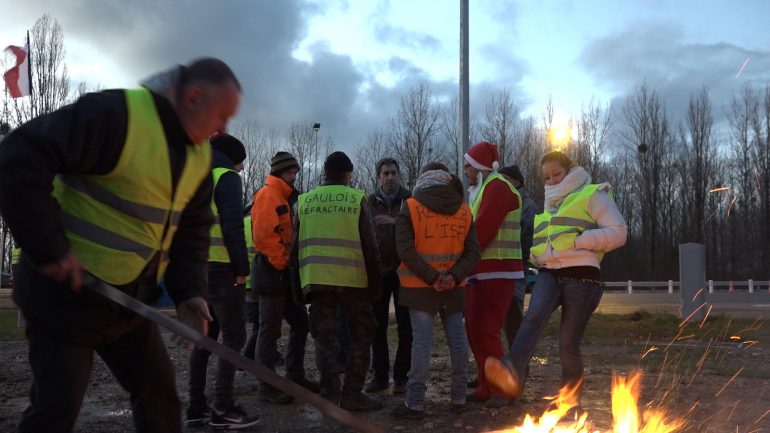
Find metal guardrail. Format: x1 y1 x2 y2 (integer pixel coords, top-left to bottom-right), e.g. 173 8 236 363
605 280 770 294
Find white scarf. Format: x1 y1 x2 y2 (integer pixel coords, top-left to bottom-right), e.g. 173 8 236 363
544 166 591 212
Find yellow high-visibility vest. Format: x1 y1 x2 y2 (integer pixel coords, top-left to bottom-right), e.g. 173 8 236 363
208 167 238 263
297 185 367 289
11 247 21 265
51 88 211 285
244 214 257 289
470 172 522 260
531 184 609 258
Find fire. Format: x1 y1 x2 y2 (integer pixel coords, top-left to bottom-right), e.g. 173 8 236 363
487 371 684 433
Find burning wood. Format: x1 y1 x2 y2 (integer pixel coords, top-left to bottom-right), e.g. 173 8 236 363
487 371 684 433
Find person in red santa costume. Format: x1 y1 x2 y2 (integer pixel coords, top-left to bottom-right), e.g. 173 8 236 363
462 141 524 408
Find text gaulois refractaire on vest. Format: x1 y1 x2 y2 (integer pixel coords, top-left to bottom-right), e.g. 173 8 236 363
414 204 469 239
301 191 361 215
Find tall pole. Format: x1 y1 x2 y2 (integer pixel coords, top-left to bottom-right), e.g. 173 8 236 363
459 0 469 179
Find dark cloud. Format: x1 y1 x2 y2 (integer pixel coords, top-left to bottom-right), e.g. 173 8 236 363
11 1 530 152
580 23 770 126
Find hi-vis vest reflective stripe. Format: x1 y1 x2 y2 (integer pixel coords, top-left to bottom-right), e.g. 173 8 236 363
531 184 607 258
398 198 472 288
470 172 522 260
51 88 212 285
244 215 256 289
11 247 21 265
208 167 238 263
297 185 367 289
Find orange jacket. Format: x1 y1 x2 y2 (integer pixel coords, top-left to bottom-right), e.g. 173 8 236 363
251 175 295 270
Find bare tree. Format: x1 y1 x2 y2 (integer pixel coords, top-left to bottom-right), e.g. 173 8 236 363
9 14 70 126
479 88 519 166
750 84 770 275
233 119 280 202
621 82 672 276
353 128 390 194
438 97 460 176
388 83 441 188
676 87 716 244
573 98 614 180
512 116 547 205
288 122 323 194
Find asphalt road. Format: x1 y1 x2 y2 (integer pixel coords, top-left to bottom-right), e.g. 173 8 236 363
593 290 770 319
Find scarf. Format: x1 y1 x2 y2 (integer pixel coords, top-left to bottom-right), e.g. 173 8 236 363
378 185 399 207
544 166 591 212
414 169 453 192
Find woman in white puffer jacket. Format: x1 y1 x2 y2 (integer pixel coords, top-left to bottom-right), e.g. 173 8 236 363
485 150 627 405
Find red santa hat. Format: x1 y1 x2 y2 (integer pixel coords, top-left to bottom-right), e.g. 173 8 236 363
464 141 500 171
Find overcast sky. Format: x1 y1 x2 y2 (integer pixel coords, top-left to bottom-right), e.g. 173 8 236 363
1 0 769 151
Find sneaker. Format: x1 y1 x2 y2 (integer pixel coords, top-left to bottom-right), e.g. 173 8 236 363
450 404 465 414
209 404 259 430
339 392 383 411
484 396 510 409
484 357 522 399
391 404 424 420
258 384 295 404
392 380 407 395
364 379 389 393
287 375 321 393
185 404 211 426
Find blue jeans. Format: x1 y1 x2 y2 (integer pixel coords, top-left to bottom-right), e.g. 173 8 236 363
405 308 468 411
502 270 602 393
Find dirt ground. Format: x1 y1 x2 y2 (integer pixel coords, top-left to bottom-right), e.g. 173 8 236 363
1 318 769 433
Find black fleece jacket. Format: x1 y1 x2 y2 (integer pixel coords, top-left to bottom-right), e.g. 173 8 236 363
209 150 249 277
0 89 213 304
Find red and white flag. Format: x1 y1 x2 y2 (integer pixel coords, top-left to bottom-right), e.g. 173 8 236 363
3 44 31 98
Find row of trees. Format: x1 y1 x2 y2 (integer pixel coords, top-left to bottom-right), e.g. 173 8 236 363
2 14 768 283
230 79 769 282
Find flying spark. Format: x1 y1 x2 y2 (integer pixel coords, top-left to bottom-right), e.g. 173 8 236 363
709 186 731 193
735 57 750 79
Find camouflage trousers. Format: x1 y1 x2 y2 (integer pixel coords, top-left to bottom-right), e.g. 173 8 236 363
308 289 376 398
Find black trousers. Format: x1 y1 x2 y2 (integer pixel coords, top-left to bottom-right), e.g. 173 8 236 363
243 297 259 360
370 272 412 383
13 257 181 433
188 269 245 410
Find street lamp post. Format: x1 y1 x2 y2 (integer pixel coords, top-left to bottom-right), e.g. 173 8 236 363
313 122 321 185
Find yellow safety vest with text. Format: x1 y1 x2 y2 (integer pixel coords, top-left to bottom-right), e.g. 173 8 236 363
208 167 238 263
470 172 522 260
297 185 367 289
530 184 608 258
51 88 212 285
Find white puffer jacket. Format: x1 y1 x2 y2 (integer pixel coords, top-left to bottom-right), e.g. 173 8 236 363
531 183 627 270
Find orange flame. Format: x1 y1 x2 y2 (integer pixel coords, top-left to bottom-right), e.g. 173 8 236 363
487 371 685 433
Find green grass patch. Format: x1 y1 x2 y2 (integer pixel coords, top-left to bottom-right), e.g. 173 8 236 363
537 311 769 348
0 310 26 341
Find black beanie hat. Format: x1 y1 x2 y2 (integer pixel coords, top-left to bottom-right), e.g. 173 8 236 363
498 164 525 187
323 151 354 175
270 151 300 176
210 134 246 165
